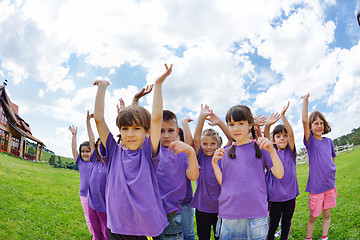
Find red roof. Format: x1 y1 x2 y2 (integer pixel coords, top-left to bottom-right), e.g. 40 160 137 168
0 85 45 146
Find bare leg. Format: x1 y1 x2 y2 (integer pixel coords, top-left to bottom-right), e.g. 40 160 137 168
322 209 331 237
306 214 317 238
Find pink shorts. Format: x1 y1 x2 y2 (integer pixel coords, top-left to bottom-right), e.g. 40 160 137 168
309 188 338 217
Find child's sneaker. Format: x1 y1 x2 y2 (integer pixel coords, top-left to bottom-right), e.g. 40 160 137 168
274 229 281 238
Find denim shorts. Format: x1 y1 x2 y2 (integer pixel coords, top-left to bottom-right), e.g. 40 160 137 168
218 217 268 240
159 212 183 240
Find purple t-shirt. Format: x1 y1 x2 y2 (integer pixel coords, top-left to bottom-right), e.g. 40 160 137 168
156 145 189 214
87 151 107 213
218 142 273 219
191 147 221 213
76 155 93 196
181 178 193 205
100 133 168 236
267 144 299 202
304 132 336 194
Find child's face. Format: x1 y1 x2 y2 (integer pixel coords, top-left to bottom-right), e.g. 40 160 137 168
201 136 219 157
273 131 288 150
228 118 251 145
120 125 147 150
160 120 179 147
80 146 91 161
311 116 324 138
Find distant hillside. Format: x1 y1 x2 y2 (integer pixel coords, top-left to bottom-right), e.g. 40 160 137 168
333 127 360 146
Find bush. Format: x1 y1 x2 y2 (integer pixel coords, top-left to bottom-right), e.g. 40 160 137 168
48 155 55 165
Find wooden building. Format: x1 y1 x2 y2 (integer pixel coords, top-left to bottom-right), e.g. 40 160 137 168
0 85 44 161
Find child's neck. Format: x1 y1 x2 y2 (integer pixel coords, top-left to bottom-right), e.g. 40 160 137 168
235 138 252 146
313 133 323 141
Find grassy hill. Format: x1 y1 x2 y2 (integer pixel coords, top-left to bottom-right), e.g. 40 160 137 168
1 147 359 239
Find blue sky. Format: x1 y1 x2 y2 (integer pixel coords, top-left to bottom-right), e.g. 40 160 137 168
0 0 359 158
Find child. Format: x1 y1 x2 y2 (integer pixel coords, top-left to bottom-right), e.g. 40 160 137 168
86 111 109 240
156 110 199 240
302 93 337 240
69 124 95 239
264 102 299 240
93 64 173 239
191 104 232 240
211 105 284 240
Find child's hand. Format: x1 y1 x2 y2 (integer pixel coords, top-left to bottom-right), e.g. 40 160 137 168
155 64 173 84
301 93 310 99
93 79 110 87
281 101 290 116
168 141 194 155
200 104 212 118
206 112 221 126
254 115 267 126
133 85 154 105
257 137 274 152
265 113 280 126
181 118 193 125
69 125 77 135
86 110 94 121
212 148 225 164
117 98 125 114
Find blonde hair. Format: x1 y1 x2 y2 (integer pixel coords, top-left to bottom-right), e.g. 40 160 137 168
201 129 222 147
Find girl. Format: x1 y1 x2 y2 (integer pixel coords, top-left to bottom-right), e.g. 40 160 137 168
93 64 172 239
264 102 299 240
302 93 337 240
86 111 109 240
69 124 95 239
190 104 232 240
212 105 284 240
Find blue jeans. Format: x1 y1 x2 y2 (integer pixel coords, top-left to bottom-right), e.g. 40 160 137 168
181 204 195 240
159 212 183 240
218 217 268 240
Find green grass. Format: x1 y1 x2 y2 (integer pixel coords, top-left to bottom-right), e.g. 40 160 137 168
1 147 359 239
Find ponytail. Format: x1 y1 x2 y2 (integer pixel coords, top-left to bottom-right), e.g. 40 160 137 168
95 138 102 162
228 143 236 159
251 126 262 159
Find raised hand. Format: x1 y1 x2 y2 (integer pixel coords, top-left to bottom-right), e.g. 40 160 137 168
93 79 110 87
254 115 267 126
200 104 213 118
181 118 193 125
206 112 221 126
87 110 94 121
265 113 281 126
281 101 290 116
212 148 225 164
301 92 310 99
155 64 173 84
117 98 125 114
257 137 274 152
132 85 154 105
69 125 77 135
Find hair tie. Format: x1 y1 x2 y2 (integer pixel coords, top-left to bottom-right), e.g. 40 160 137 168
252 139 256 143
232 141 237 146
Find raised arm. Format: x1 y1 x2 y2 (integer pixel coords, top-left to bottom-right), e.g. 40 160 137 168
132 84 154 105
181 118 194 146
206 111 233 147
93 80 111 148
150 64 173 155
169 141 199 181
263 113 281 140
257 137 284 179
86 110 96 153
281 101 295 152
69 125 79 160
194 104 212 155
212 148 225 185
116 98 125 114
302 93 310 144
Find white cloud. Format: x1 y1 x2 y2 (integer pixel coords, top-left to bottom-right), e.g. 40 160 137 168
38 89 44 98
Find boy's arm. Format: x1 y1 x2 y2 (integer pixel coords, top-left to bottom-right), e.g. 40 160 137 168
181 118 194 146
116 98 125 114
69 125 79 160
301 93 310 144
206 112 233 147
281 101 295 151
211 148 225 185
168 141 199 181
263 112 281 140
132 84 153 105
257 137 284 179
194 104 212 155
93 80 111 149
150 64 173 155
86 110 96 153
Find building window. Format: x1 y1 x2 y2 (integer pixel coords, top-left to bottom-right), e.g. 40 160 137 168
11 137 20 156
0 129 8 153
0 106 7 126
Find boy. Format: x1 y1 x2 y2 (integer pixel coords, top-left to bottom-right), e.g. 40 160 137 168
156 110 199 240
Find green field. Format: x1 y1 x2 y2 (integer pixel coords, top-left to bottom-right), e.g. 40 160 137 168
0 147 359 239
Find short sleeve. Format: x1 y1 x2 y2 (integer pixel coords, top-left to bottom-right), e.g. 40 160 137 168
99 132 119 167
262 149 273 170
330 139 336 158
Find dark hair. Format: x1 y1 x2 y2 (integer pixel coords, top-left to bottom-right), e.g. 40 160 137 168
116 105 151 131
271 124 287 150
202 128 222 147
309 111 331 135
79 141 90 160
225 105 262 159
178 127 184 142
95 138 102 162
163 110 178 124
